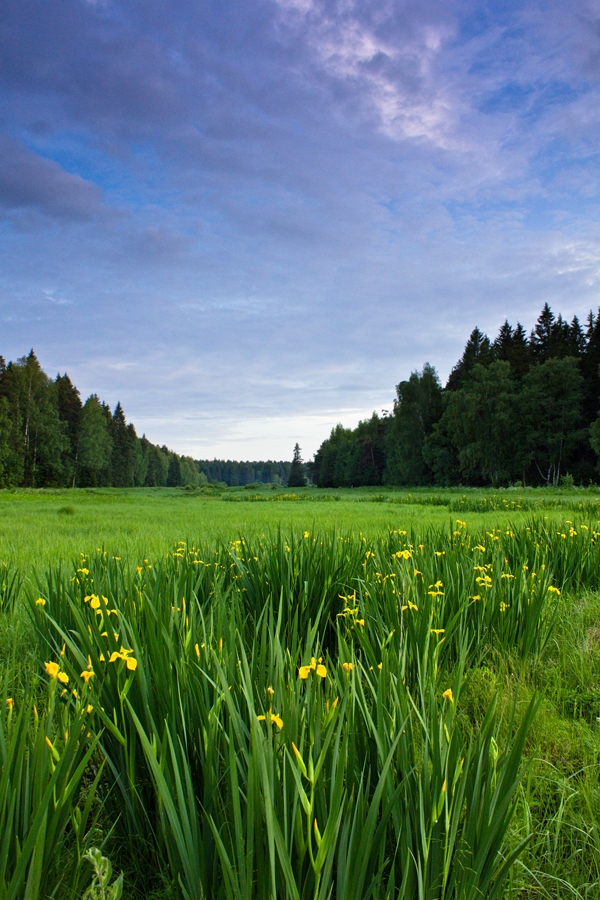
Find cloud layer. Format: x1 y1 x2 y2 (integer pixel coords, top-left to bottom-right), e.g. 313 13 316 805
1 0 600 459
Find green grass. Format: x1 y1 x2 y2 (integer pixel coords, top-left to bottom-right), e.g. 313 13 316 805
1 485 597 577
3 488 600 898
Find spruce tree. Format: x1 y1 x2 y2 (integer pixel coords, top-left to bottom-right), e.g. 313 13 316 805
446 328 493 390
287 443 306 487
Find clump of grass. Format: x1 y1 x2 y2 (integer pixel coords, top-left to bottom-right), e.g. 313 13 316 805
0 664 104 900
6 516 600 897
58 505 76 516
25 524 569 899
0 563 23 615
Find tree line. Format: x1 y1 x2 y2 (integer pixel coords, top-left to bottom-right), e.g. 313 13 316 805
310 304 600 488
196 459 291 486
0 350 200 488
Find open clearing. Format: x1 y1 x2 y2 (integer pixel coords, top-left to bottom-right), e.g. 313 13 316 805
1 484 597 574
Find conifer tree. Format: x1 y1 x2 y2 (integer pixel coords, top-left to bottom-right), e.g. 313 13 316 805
56 373 82 486
109 402 139 487
446 328 493 390
492 321 530 378
287 443 307 487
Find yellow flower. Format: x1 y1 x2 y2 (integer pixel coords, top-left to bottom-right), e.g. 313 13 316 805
401 600 419 612
57 671 69 685
6 697 13 710
257 710 283 729
342 662 353 672
80 670 94 683
443 688 454 703
36 598 46 606
45 661 60 679
299 657 327 679
90 596 101 610
108 649 138 670
430 629 445 635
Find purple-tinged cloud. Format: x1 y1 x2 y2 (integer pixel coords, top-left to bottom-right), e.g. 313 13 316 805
0 137 104 220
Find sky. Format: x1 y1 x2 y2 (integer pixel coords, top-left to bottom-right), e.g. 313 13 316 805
2 0 600 462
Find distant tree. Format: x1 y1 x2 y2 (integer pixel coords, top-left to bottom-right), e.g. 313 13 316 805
342 413 387 486
521 357 585 486
529 303 556 361
423 413 460 486
314 425 354 487
167 454 183 487
144 442 169 486
582 310 600 426
56 373 82 485
569 316 587 356
287 443 307 487
180 456 199 486
0 397 14 487
129 425 146 485
109 402 139 487
77 394 113 486
0 351 67 486
385 363 443 484
492 321 531 378
441 361 521 486
529 304 578 362
446 328 493 391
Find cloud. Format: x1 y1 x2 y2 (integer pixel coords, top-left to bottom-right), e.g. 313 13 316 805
0 137 104 220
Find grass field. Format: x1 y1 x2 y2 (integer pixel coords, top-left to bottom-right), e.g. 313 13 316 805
2 484 600 575
2 486 600 899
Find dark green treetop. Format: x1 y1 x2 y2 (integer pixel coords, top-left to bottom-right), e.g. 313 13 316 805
287 443 307 487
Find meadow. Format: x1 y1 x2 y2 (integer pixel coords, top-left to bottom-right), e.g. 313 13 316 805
2 484 599 574
2 486 600 899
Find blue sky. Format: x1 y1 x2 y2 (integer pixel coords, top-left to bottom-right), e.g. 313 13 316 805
2 0 600 461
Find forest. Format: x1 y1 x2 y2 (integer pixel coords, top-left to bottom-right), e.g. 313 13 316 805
310 304 600 488
0 350 200 488
0 351 292 489
195 459 291 486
